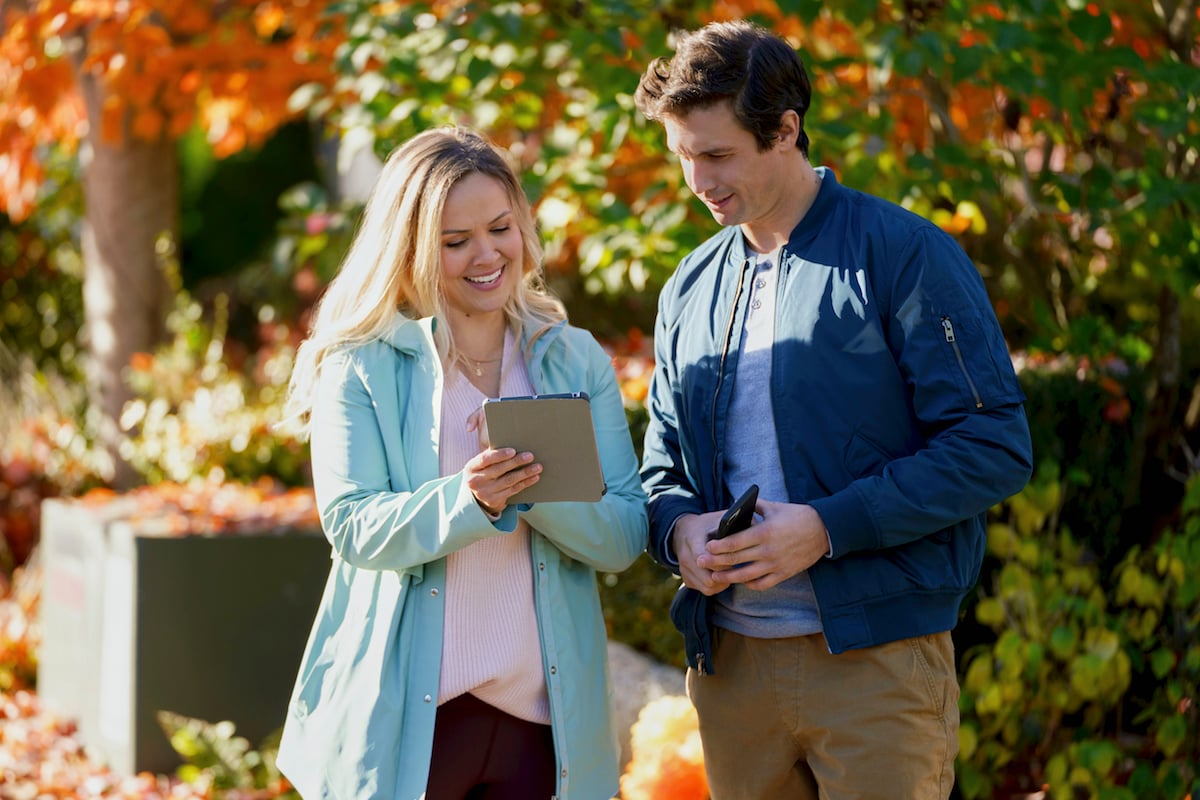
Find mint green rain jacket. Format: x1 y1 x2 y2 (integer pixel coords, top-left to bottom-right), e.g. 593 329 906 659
277 314 648 800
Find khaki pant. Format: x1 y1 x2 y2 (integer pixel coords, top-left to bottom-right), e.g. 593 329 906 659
687 629 959 800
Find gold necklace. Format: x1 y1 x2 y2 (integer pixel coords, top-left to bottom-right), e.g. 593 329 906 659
461 353 502 377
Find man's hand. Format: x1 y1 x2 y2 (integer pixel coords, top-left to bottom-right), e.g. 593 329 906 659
696 500 829 590
671 511 732 596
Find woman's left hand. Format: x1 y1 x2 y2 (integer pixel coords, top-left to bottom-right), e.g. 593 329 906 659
463 448 542 514
465 408 542 514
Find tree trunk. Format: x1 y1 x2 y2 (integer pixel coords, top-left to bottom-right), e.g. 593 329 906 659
1121 283 1184 549
76 70 177 489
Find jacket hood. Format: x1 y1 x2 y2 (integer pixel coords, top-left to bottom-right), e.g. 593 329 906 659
379 313 437 354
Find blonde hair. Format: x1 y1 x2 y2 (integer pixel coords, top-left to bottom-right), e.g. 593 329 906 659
284 127 566 436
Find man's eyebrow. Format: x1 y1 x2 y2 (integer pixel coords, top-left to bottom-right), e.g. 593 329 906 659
442 209 512 235
670 143 731 158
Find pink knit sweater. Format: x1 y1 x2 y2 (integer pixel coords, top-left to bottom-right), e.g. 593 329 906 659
436 331 550 724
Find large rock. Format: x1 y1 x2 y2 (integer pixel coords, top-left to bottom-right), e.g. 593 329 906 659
607 640 686 768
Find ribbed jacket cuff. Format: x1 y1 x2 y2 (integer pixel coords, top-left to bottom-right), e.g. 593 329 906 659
810 486 879 557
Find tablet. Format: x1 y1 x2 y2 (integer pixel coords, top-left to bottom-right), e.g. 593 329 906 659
482 393 607 504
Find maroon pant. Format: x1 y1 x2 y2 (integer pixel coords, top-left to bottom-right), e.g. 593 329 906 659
425 693 557 800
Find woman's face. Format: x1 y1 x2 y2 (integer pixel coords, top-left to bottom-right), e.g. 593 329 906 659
439 171 524 323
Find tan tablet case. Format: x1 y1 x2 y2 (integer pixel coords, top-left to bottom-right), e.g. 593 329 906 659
482 393 607 504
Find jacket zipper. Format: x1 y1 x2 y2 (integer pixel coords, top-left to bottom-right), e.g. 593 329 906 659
711 259 752 488
940 317 983 409
695 259 753 677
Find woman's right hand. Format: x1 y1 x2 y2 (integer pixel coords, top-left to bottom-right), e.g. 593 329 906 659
464 447 542 515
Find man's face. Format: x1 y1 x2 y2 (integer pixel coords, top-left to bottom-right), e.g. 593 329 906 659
663 101 796 241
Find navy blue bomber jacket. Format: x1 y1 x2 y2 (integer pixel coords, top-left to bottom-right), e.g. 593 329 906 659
640 168 1034 666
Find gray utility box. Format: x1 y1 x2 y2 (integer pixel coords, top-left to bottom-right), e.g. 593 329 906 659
39 497 331 776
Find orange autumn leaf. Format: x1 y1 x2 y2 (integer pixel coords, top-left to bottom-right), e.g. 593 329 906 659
976 2 1005 20
1028 97 1053 119
255 3 288 38
124 18 171 52
834 61 867 86
164 4 213 37
100 95 125 142
1099 376 1124 396
950 83 998 145
774 15 805 41
0 0 346 220
959 30 985 48
1104 396 1131 424
69 0 118 15
224 71 250 94
121 72 160 107
167 108 196 138
128 352 156 372
130 107 164 139
210 125 248 158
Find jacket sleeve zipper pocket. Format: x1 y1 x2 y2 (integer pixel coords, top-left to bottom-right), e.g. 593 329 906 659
941 317 984 409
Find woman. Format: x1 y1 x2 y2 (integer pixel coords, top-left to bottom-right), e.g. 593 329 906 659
277 127 648 800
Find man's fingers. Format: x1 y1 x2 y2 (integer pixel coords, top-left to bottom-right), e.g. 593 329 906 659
681 566 730 596
743 572 785 591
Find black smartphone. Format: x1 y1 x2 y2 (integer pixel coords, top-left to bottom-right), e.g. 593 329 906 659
711 484 759 540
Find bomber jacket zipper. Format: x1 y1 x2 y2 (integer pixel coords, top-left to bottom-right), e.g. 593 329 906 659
711 259 752 489
687 258 752 678
941 316 983 409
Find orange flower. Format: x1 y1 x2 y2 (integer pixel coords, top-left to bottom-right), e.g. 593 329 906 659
620 695 709 800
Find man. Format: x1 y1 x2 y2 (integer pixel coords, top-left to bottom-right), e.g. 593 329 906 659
635 20 1033 800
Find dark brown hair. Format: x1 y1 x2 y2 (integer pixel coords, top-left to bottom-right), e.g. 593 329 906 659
634 20 812 157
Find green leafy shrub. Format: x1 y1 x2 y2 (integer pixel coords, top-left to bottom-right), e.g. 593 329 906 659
1109 479 1200 798
958 463 1130 798
600 552 684 670
118 288 310 488
1013 351 1151 569
0 159 85 382
958 469 1200 799
0 346 107 574
158 711 297 798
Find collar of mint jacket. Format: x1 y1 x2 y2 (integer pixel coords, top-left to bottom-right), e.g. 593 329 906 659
641 168 1033 656
278 314 648 800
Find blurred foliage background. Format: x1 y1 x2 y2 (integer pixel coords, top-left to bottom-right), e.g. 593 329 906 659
1 0 1198 797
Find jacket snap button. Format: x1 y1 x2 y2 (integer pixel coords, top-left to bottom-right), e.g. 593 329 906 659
424 694 432 703
430 588 439 597
538 562 545 570
549 665 557 674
